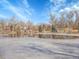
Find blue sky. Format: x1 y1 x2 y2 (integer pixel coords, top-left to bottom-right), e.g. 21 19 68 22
0 0 79 24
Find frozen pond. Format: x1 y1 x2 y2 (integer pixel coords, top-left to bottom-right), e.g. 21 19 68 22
0 37 79 59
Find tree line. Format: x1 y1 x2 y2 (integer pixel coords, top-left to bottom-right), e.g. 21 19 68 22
0 9 79 37
50 9 79 33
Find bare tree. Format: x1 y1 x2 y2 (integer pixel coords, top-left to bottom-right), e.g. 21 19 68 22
74 10 79 32
58 13 66 28
49 14 57 32
66 11 74 33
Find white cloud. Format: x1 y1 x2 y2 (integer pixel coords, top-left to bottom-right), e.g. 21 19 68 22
50 0 65 4
73 5 79 10
22 0 32 16
9 6 26 19
59 3 79 13
59 9 64 12
23 0 30 8
0 14 6 18
0 0 32 20
50 0 53 3
65 7 71 11
50 0 66 13
25 9 32 16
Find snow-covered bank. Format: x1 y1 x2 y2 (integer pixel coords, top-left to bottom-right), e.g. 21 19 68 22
0 37 79 59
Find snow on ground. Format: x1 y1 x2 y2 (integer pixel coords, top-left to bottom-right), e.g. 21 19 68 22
0 37 79 59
